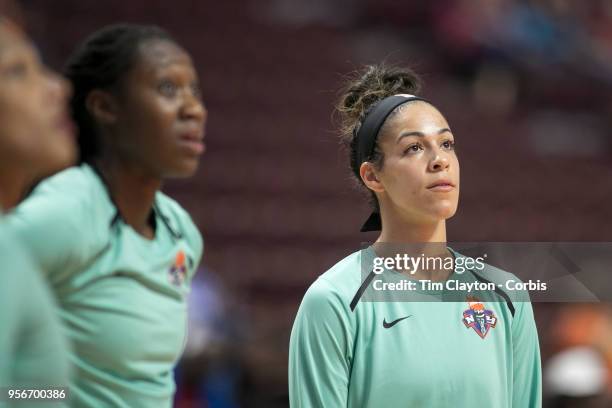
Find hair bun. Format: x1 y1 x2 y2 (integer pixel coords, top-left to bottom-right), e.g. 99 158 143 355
334 64 424 211
337 64 422 141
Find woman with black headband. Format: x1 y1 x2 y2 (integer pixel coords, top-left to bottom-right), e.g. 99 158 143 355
7 24 205 407
289 65 541 407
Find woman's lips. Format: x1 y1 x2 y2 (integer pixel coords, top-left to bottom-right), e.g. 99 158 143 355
428 184 454 192
178 131 205 155
427 181 455 192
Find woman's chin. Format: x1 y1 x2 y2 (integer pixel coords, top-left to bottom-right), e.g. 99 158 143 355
164 159 200 179
429 204 458 221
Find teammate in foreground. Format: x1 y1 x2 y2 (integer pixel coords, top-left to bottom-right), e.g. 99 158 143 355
0 11 74 401
289 65 542 407
7 24 206 407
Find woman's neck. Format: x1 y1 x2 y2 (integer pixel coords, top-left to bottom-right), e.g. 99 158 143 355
376 208 452 282
93 156 161 238
377 211 447 244
0 168 31 211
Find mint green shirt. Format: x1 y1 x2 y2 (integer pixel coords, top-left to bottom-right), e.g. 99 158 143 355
0 221 71 407
6 164 203 407
289 248 542 408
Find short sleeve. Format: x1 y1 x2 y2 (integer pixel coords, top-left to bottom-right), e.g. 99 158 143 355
289 278 353 408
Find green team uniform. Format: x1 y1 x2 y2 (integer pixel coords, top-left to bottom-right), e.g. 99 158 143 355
0 221 71 407
6 164 203 407
289 248 542 408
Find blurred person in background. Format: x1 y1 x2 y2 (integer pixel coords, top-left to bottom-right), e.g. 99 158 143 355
175 268 245 408
543 304 612 407
544 346 609 408
0 2 74 402
6 23 206 407
289 64 541 407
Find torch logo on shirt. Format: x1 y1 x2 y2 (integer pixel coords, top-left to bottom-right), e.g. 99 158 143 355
462 297 497 339
168 250 187 286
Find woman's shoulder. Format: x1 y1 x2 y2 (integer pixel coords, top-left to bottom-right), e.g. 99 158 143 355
15 164 114 227
307 250 366 302
5 165 115 273
154 192 198 230
154 192 203 251
451 248 516 280
451 248 531 303
35 164 96 190
26 164 109 211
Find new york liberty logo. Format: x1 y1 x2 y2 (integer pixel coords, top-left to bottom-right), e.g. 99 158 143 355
462 298 497 339
168 250 187 287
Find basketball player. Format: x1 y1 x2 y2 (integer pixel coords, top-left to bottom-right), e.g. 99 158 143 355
7 24 206 407
289 64 542 407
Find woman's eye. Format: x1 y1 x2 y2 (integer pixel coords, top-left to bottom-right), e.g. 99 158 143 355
404 144 422 155
2 62 28 79
158 80 177 97
442 140 456 150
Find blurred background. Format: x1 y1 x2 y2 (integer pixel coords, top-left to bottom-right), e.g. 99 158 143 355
19 0 612 406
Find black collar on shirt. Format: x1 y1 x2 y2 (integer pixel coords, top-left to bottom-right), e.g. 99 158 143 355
349 247 515 317
88 163 183 241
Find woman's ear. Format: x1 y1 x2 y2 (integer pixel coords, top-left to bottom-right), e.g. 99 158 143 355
359 162 385 193
86 90 118 125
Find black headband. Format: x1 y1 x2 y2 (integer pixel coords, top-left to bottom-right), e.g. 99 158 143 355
355 94 428 232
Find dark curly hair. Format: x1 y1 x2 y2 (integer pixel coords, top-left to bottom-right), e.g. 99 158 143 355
336 63 423 209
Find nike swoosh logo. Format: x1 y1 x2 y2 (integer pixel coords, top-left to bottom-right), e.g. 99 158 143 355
383 315 412 328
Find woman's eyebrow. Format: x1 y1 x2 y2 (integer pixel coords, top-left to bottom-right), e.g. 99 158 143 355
396 128 452 143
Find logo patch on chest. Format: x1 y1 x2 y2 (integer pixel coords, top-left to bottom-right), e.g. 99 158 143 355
168 250 188 286
462 297 497 339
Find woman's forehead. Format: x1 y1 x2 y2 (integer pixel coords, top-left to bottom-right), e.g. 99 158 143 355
388 102 450 134
135 39 190 70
